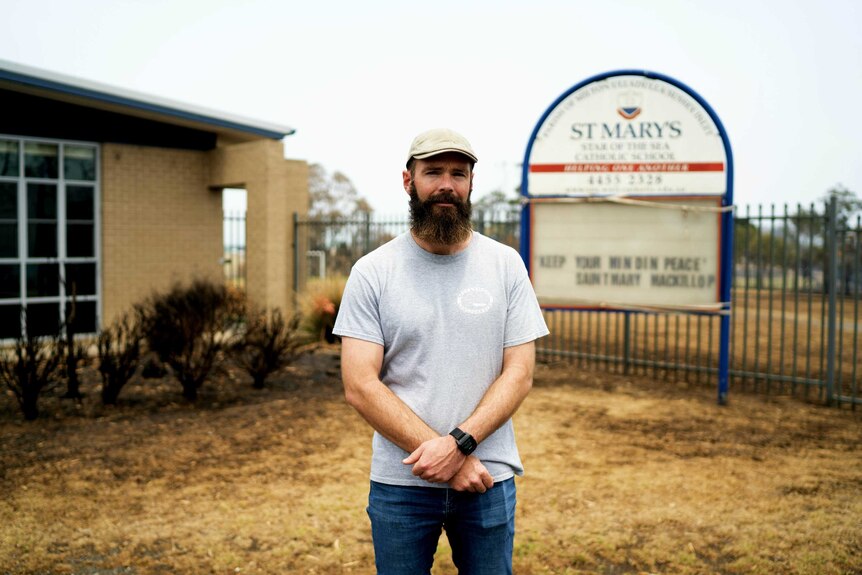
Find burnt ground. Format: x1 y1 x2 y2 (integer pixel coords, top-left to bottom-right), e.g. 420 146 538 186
1 348 860 574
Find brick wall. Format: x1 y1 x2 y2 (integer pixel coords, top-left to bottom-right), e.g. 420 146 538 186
101 143 222 323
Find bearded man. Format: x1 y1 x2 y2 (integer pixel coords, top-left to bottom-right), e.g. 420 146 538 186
333 128 548 574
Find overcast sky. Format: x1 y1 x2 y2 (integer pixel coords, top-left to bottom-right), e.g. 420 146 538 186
1 0 860 214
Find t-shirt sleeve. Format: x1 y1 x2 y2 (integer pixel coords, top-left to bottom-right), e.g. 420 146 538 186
504 252 550 348
332 267 385 346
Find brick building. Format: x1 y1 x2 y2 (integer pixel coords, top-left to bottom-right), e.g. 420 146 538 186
0 59 308 339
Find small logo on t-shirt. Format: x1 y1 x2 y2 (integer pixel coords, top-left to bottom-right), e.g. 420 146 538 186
457 287 493 315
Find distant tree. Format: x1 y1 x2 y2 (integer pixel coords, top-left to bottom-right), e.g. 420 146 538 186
308 164 372 219
822 186 862 296
473 189 520 214
823 185 862 229
472 189 521 248
303 164 377 280
791 186 862 239
787 185 861 294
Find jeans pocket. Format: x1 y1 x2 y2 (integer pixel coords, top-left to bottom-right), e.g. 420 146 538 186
477 478 517 530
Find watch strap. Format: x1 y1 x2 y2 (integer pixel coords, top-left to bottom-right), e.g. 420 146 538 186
449 427 477 456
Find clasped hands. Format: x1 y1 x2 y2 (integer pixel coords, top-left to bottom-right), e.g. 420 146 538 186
402 435 495 493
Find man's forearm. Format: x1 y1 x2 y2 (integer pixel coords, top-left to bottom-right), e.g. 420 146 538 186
352 378 474 483
340 337 533 485
341 337 437 452
341 337 467 483
406 342 534 486
345 374 438 453
458 341 535 444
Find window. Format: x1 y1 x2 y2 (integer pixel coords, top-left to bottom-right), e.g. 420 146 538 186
0 135 99 338
0 181 16 258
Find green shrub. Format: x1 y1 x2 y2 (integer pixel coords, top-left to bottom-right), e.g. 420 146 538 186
141 279 242 401
233 308 306 389
298 276 346 343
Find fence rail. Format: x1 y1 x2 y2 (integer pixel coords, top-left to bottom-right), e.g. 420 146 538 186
226 201 860 406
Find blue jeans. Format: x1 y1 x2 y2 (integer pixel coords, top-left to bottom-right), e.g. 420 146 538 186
367 478 516 575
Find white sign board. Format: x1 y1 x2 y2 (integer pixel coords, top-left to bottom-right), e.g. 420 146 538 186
527 74 727 197
530 199 721 309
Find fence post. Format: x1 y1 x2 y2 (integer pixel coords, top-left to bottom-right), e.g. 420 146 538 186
825 196 838 405
623 312 631 375
716 197 735 405
292 212 300 297
364 211 371 254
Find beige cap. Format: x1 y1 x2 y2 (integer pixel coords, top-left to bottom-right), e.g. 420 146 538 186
406 128 478 167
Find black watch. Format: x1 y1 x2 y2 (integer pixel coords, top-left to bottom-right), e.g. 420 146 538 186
449 427 478 456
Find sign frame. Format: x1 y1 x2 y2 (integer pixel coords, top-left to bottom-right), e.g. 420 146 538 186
519 70 734 404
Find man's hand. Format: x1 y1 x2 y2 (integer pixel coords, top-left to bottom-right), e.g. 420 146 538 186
402 435 465 483
449 456 494 493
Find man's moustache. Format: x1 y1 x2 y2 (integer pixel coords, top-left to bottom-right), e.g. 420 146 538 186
427 195 462 205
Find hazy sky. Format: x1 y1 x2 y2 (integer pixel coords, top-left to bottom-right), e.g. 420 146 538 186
1 0 860 214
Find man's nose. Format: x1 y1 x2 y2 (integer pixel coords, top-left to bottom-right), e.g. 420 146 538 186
438 172 455 191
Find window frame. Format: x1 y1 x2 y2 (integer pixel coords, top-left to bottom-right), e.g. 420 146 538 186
0 134 100 339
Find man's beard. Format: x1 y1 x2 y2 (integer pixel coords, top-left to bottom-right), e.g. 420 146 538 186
409 183 473 246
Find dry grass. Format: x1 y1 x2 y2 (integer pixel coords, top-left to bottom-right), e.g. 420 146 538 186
1 348 861 574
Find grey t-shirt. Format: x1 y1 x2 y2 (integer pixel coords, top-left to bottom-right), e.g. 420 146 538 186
333 231 549 487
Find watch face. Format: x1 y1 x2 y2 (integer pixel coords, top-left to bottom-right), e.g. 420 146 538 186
451 428 476 455
460 435 477 455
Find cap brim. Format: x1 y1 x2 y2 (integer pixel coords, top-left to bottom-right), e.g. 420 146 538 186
411 148 478 163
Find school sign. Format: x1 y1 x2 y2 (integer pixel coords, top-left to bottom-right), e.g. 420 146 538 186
519 70 734 402
521 71 733 312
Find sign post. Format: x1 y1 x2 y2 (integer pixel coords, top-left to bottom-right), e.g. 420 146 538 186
520 70 734 404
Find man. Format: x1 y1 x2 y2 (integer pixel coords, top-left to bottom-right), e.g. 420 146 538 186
333 128 549 574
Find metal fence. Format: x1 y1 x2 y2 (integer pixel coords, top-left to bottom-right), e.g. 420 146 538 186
223 210 246 291
226 200 860 406
290 210 521 292
540 198 860 407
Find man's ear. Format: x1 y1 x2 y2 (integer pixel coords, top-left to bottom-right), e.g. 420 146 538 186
403 169 412 195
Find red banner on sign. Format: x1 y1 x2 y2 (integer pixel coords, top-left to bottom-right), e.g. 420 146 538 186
530 162 724 173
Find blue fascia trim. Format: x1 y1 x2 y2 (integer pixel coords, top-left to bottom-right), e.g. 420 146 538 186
0 68 293 141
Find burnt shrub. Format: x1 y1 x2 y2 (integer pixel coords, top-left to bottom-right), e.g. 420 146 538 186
0 311 63 420
59 297 90 400
97 310 145 405
233 308 306 389
140 355 168 379
141 279 242 401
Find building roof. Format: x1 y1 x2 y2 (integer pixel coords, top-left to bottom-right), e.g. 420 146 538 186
0 58 295 141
